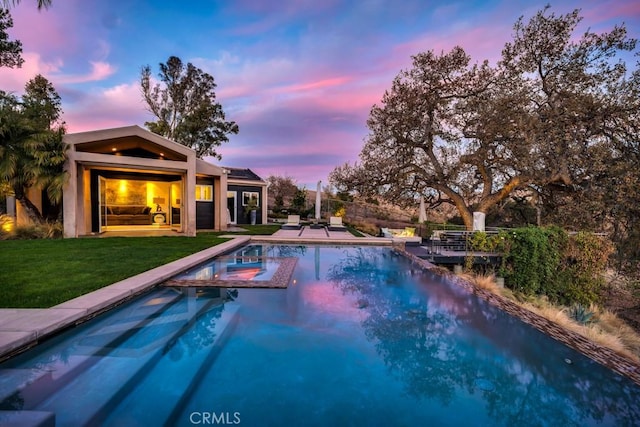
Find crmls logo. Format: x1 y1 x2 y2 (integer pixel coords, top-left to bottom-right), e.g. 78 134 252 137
189 412 241 425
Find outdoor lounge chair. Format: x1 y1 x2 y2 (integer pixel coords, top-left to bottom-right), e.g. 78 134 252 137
327 216 347 232
281 214 302 230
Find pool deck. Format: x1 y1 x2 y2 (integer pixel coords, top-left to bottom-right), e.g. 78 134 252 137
261 225 393 244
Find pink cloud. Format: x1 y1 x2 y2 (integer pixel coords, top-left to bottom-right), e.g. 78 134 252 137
392 23 512 67
53 61 117 84
580 0 640 25
196 55 296 98
273 76 352 94
62 82 149 133
0 52 62 92
9 1 82 57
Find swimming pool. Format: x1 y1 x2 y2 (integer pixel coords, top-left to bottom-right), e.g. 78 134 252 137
1 245 639 426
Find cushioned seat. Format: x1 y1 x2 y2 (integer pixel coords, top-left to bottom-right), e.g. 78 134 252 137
281 215 302 230
106 205 152 225
327 216 347 232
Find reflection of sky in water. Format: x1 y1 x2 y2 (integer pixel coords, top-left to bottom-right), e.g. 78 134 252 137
1 245 639 427
174 258 281 282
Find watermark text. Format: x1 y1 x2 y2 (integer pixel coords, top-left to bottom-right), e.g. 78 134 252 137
189 411 241 425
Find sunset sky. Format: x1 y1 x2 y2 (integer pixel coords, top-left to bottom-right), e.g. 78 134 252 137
1 0 638 188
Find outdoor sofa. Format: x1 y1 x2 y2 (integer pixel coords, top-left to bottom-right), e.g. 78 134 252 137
381 227 422 245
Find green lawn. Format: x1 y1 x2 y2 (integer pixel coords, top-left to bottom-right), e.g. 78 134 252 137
0 234 233 309
228 224 281 235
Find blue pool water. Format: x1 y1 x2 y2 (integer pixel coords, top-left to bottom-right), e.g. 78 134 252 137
1 245 639 426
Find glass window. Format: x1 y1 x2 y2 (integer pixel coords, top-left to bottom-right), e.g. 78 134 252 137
242 191 259 207
195 185 213 201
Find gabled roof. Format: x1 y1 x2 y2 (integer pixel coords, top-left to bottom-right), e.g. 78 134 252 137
64 125 193 161
196 159 224 176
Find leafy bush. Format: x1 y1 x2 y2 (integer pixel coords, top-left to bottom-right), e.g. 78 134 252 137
468 231 505 252
499 226 613 305
1 220 63 240
558 232 613 305
0 214 14 239
499 226 566 298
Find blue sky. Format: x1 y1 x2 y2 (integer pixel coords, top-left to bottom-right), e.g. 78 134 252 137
1 0 638 188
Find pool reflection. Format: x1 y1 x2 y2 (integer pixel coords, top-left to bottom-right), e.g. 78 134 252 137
325 247 640 426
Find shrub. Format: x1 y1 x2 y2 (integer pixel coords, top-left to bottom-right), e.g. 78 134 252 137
499 226 566 298
558 232 614 305
1 220 63 240
0 214 15 239
468 231 505 252
350 220 378 236
334 206 346 217
500 227 613 306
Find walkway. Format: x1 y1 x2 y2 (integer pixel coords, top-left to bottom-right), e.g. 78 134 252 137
264 225 390 244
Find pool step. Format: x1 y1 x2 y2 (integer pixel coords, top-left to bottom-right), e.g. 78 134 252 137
35 295 229 426
100 304 241 426
0 290 183 413
0 357 96 410
0 410 55 427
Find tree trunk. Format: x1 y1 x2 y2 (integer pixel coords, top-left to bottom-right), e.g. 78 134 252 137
435 185 474 230
15 195 44 224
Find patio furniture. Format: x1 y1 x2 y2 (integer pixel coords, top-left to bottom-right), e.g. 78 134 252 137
327 216 347 232
281 215 302 230
381 226 422 245
105 205 153 225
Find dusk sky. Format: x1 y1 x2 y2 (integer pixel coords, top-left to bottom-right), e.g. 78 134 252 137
1 0 638 188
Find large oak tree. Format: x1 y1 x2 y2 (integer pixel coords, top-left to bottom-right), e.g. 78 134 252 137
330 7 638 230
141 56 239 159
